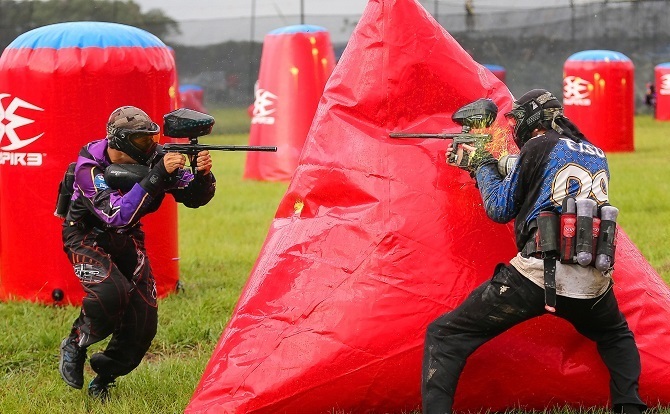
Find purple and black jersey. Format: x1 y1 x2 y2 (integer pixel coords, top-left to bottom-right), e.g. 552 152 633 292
65 139 216 229
475 130 609 251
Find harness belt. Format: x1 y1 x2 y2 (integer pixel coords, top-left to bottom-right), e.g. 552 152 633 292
536 212 559 312
66 219 138 235
521 199 620 312
521 215 559 312
542 257 557 312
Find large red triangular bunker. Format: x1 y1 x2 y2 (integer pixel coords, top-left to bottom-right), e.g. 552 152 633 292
186 0 670 412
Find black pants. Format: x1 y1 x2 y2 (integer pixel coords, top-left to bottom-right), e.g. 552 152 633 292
62 224 158 378
422 264 646 414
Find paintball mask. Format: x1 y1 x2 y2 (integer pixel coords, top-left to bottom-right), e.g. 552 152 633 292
106 106 161 165
505 89 563 149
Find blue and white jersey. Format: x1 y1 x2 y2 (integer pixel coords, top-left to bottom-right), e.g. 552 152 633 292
475 130 609 251
475 130 612 298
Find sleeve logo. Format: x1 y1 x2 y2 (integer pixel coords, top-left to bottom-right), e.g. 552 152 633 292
94 174 109 190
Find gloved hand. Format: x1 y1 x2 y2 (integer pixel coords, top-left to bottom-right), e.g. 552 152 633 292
447 139 497 175
139 153 184 197
194 150 213 175
466 144 497 173
162 152 187 174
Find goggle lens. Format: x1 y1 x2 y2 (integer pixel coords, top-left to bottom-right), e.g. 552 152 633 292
129 133 159 153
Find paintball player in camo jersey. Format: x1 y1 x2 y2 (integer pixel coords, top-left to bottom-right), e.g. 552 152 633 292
58 106 216 401
422 90 646 414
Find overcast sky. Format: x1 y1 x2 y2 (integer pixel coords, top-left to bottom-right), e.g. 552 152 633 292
133 0 597 22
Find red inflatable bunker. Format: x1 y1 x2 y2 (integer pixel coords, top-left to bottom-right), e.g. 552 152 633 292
654 63 670 121
484 64 506 83
179 84 207 114
244 25 335 181
0 22 180 305
563 50 635 152
187 2 670 413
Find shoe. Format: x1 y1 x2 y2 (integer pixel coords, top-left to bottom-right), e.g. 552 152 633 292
58 336 86 389
88 375 116 402
615 404 643 414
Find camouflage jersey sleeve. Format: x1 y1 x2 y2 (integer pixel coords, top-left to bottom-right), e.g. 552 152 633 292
474 163 521 225
474 131 608 251
474 135 555 249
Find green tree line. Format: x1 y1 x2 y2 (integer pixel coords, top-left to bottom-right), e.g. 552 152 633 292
0 0 178 50
0 0 263 105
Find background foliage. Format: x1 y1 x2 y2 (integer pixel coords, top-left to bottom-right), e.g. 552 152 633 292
0 0 177 48
4 1 669 107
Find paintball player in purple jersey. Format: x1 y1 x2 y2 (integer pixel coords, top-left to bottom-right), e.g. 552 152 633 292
58 106 216 401
421 90 645 414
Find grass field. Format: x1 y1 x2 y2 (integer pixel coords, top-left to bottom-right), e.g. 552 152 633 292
1 111 669 414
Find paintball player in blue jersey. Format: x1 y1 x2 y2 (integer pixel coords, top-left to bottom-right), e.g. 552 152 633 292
421 90 645 414
58 106 216 401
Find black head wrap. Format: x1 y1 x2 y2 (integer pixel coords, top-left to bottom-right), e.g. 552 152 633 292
505 89 584 148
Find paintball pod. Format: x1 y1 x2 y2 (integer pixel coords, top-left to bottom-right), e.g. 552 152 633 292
389 98 498 166
159 108 277 172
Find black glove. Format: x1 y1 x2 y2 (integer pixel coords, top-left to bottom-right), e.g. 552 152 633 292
139 157 176 197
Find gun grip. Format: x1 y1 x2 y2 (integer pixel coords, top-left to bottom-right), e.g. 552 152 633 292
449 143 475 168
188 154 200 175
447 149 458 165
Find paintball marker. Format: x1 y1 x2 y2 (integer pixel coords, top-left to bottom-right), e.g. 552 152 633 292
159 108 277 172
389 98 498 166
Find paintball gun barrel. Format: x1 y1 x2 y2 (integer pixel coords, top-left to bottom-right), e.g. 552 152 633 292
159 143 278 156
389 98 498 164
160 108 277 172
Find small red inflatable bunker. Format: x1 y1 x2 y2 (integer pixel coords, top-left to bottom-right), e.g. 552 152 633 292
179 84 207 114
187 2 670 413
0 22 180 305
563 50 635 152
244 25 335 181
654 63 670 121
484 64 506 83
